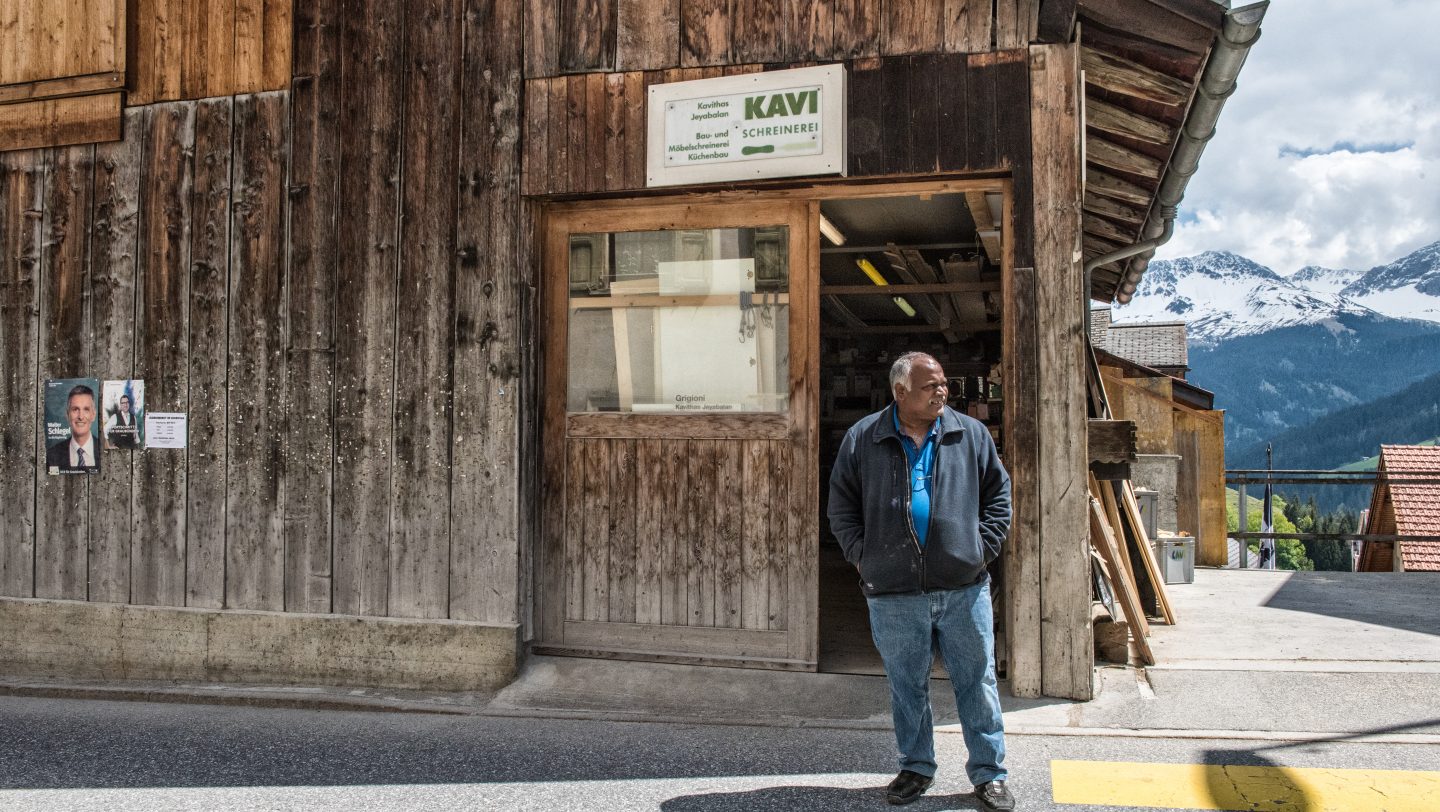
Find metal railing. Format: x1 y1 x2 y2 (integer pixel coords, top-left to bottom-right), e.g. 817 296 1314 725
1224 469 1440 568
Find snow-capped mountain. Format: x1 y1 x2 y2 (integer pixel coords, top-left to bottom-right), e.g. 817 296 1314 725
1113 250 1375 345
1290 264 1361 295
1341 240 1440 323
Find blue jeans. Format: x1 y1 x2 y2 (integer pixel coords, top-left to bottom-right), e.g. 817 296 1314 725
866 578 1007 784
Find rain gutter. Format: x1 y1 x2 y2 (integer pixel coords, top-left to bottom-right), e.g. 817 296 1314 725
1086 0 1270 306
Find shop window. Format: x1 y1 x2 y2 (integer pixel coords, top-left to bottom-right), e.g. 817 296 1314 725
567 226 790 413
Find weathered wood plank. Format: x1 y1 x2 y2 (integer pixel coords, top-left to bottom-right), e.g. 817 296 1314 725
225 92 288 612
878 57 912 175
34 146 94 601
390 0 460 620
284 0 341 614
617 0 679 71
585 72 607 193
263 0 294 91
521 77 548 196
564 440 586 621
713 440 743 628
525 0 559 77
623 70 646 189
1087 167 1153 207
910 54 942 174
943 0 992 52
1002 263 1041 696
732 0 785 64
686 438 716 626
965 52 999 170
659 437 688 625
634 438 664 624
680 0 730 67
607 438 637 622
1086 97 1172 146
1083 189 1147 228
581 439 611 621
234 0 267 92
561 0 617 72
1086 135 1164 180
1082 46 1190 107
832 0 879 59
0 150 44 597
740 440 770 629
0 93 123 151
131 102 194 608
546 77 571 194
846 60 884 177
882 0 942 56
183 95 232 609
1031 42 1091 700
87 112 142 604
331 0 402 617
450 0 524 623
568 75 590 193
935 52 969 171
787 0 833 62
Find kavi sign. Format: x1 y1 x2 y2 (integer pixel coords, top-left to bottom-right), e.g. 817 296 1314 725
647 64 846 187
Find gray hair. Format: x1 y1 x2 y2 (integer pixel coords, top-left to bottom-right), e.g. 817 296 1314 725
889 351 938 392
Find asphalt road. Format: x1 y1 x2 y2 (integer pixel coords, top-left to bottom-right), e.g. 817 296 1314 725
0 696 1436 811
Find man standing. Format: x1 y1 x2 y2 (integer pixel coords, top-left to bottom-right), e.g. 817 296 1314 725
828 352 1014 809
46 384 101 473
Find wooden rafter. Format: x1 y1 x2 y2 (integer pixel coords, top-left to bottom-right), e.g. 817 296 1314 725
1084 190 1148 228
884 248 957 343
1085 97 1173 146
819 281 1001 295
1084 213 1140 247
964 190 1004 263
1087 135 1164 180
1082 47 1191 107
1087 167 1153 207
820 295 868 329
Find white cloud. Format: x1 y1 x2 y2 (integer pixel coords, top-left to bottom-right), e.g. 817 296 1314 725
1155 0 1440 274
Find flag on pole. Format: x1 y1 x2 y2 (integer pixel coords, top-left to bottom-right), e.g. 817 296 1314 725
1261 444 1276 570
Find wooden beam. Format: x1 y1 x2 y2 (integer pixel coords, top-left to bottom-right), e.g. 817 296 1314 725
1087 135 1164 179
825 321 997 336
883 248 956 342
1085 97 1173 146
1032 41 1093 699
0 72 125 104
0 92 122 151
1036 0 1078 43
1082 47 1191 107
1084 189 1148 227
1088 419 1137 464
1089 497 1155 664
1084 212 1140 246
965 190 1005 263
1087 167 1153 207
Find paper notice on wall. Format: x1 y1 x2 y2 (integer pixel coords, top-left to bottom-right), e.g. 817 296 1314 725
145 412 188 449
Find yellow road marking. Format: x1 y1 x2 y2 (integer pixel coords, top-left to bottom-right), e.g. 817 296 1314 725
1051 759 1440 811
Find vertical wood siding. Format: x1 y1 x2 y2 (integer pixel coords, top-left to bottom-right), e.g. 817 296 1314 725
128 0 292 104
525 0 1039 77
0 0 527 624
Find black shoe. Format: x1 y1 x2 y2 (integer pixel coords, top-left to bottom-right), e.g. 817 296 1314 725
886 770 933 805
975 779 1015 811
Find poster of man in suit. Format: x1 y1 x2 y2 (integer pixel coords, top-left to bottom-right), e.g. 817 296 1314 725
44 378 102 475
102 379 145 450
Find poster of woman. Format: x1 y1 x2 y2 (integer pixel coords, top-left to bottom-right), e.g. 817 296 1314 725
44 378 102 475
102 379 145 450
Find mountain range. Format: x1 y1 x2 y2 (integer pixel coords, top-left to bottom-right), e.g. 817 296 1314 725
1110 240 1440 493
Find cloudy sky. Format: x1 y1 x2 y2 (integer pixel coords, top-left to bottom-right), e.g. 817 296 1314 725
1155 0 1440 275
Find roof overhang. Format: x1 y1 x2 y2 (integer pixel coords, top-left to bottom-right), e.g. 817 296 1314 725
1076 0 1269 303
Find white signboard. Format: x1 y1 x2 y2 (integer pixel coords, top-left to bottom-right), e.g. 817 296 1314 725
145 412 188 449
648 65 846 187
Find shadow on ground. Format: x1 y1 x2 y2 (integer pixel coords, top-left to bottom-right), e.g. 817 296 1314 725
1263 571 1440 638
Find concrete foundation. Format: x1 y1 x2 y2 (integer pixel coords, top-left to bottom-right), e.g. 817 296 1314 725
0 598 520 691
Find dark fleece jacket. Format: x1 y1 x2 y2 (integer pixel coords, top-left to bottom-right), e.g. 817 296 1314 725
827 403 1011 596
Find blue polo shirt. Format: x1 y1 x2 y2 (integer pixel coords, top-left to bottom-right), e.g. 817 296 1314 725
893 409 939 546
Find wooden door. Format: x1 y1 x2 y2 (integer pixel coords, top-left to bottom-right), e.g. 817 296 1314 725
537 198 818 669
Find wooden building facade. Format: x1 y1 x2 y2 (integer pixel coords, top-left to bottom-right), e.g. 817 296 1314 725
0 0 1263 701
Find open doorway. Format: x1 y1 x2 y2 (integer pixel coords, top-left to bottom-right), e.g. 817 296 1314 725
815 190 1008 675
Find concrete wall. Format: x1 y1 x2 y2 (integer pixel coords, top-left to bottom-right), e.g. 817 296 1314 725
1133 454 1181 534
0 598 520 691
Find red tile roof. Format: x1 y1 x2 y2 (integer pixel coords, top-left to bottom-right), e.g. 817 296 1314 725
1378 445 1440 571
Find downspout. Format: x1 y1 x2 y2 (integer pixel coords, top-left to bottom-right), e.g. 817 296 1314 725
1082 1 1267 416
